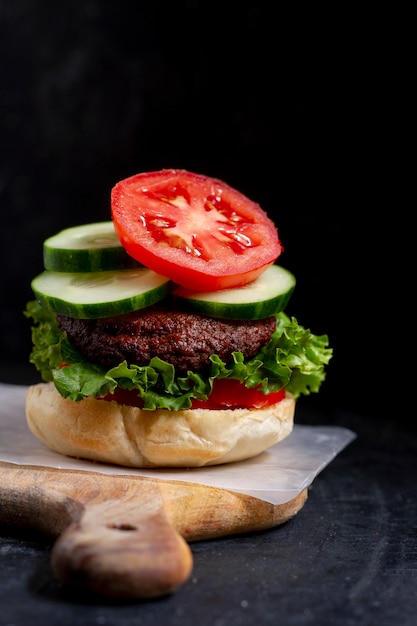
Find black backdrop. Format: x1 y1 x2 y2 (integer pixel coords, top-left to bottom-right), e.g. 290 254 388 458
0 1 391 420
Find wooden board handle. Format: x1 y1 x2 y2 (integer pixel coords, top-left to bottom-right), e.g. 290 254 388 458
51 481 193 599
0 462 307 599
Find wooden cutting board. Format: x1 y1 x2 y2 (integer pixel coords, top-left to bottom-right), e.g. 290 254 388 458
0 460 307 600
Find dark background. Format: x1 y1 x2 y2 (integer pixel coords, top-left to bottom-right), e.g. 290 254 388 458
0 1 397 421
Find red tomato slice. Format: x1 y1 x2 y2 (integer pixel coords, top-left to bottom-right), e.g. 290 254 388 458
111 169 282 291
190 379 285 410
99 379 285 410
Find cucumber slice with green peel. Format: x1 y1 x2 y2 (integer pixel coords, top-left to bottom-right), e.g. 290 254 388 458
31 268 172 319
173 264 296 320
43 221 141 272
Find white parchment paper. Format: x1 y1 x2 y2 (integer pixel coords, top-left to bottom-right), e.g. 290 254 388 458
0 382 356 504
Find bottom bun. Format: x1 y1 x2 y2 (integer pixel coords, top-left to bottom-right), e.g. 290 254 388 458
25 382 295 468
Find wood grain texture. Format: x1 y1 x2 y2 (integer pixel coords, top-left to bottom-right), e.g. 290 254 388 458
0 461 307 599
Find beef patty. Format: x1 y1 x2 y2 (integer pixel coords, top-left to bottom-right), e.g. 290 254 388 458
57 304 276 372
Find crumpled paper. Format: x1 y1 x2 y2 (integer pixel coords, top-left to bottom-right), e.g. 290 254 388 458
0 382 356 504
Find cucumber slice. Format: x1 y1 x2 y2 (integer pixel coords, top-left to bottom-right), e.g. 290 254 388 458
43 221 140 272
173 264 295 320
31 268 172 319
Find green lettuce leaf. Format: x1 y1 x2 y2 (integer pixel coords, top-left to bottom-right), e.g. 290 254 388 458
24 300 332 410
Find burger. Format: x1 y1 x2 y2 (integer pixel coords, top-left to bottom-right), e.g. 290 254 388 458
24 169 332 468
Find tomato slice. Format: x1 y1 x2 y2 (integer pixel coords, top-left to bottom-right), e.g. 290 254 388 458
190 379 285 410
111 169 282 291
99 379 285 410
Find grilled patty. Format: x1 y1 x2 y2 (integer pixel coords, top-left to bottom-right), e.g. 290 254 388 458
57 304 276 372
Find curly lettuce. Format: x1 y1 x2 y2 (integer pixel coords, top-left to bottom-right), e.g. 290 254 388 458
24 300 332 410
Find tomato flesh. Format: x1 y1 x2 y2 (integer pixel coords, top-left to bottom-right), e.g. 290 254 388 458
190 379 285 410
100 387 145 408
111 169 282 291
100 379 285 410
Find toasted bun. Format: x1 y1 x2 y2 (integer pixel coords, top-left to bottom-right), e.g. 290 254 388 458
25 382 295 468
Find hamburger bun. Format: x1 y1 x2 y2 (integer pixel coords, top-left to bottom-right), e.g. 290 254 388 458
25 382 295 468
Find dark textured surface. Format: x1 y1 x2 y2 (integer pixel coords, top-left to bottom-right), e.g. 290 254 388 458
1 396 416 625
